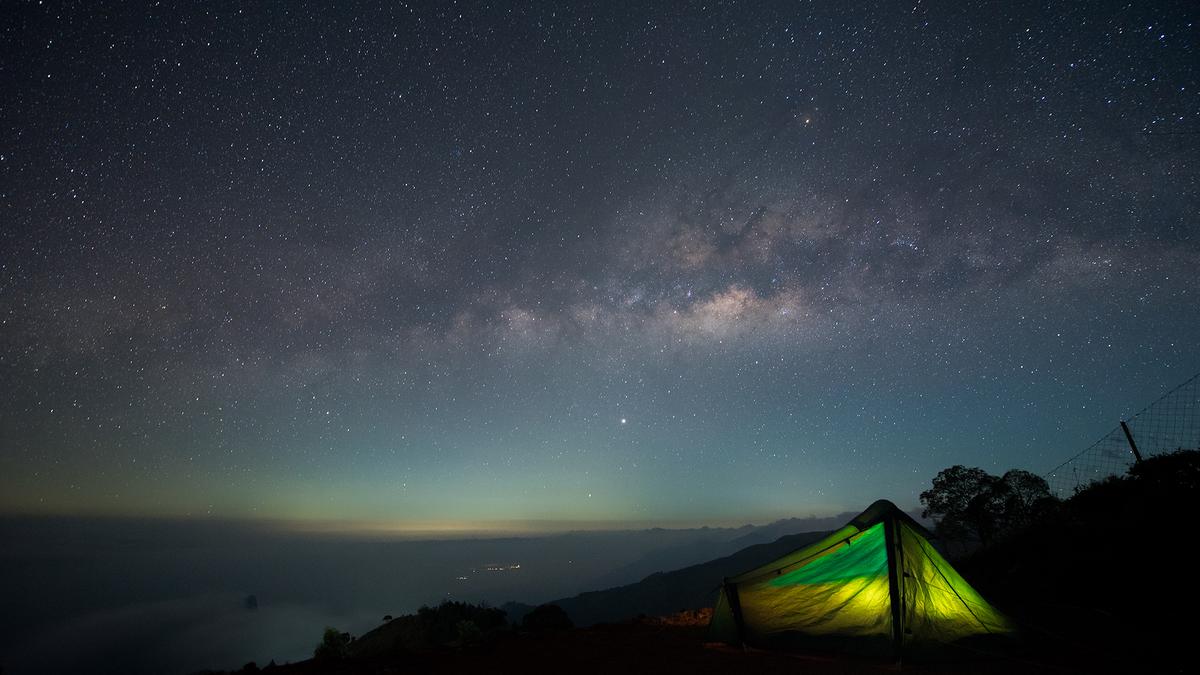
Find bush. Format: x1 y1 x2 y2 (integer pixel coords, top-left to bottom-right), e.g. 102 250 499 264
313 626 352 661
374 601 508 652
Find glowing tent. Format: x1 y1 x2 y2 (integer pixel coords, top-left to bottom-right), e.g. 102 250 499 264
708 500 1013 657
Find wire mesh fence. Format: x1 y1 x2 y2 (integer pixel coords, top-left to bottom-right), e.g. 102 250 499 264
1046 371 1200 497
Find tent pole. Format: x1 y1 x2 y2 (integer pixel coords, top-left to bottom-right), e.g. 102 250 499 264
884 517 904 664
723 579 749 649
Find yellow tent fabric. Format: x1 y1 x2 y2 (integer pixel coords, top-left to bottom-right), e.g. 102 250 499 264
708 500 1013 656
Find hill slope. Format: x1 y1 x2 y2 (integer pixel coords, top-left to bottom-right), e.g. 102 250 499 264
510 529 828 626
582 513 870 590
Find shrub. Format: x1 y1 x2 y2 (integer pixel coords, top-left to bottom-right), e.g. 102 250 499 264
313 626 352 661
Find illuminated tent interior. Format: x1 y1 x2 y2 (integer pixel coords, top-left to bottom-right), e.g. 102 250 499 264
708 500 1013 658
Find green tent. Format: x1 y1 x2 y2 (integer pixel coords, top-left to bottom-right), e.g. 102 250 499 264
708 500 1013 657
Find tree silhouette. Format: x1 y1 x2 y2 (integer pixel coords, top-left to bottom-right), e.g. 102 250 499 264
921 466 1054 546
313 627 352 661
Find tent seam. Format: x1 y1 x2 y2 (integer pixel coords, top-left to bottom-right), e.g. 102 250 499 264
908 524 994 634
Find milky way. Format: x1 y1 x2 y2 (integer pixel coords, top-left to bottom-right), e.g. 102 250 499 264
2 1 1197 526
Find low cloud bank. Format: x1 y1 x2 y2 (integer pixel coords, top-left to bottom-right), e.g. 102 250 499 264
5 594 378 675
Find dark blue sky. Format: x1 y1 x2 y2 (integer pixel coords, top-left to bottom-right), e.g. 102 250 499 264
2 1 1197 528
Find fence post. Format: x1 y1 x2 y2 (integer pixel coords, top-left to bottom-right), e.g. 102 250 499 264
1120 421 1144 464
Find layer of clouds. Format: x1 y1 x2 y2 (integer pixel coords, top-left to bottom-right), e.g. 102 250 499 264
5 594 373 675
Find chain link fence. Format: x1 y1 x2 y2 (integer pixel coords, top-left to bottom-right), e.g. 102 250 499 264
1046 371 1200 497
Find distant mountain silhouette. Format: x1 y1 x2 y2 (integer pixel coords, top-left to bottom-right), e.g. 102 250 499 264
504 529 829 626
579 510 926 593
724 513 863 548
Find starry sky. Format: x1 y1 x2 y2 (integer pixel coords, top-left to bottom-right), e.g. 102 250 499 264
2 1 1197 529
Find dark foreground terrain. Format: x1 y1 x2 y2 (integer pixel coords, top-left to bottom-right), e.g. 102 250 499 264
220 612 1137 675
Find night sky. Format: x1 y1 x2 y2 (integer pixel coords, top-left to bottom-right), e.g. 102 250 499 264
2 1 1197 529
